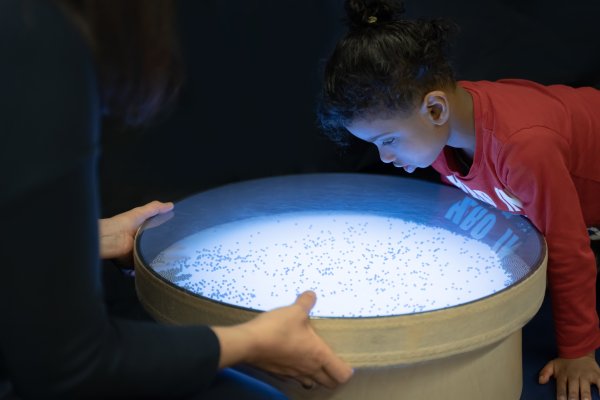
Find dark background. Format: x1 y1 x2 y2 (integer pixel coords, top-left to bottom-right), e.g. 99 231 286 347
99 0 600 218
99 1 600 398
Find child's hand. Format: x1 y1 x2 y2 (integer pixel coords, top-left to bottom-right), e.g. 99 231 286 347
99 201 174 265
539 351 600 400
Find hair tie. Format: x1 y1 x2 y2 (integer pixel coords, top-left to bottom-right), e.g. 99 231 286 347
367 16 377 24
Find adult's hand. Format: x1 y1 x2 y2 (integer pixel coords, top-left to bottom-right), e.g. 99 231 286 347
99 200 174 265
212 291 353 390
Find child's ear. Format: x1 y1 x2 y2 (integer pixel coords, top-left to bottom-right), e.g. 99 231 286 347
420 91 450 126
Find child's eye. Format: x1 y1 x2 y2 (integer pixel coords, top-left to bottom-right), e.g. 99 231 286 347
382 137 396 146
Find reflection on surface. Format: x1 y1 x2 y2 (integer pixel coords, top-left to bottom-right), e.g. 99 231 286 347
150 211 511 317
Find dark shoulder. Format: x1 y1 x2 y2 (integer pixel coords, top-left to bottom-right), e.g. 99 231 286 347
1 0 84 49
0 0 99 206
0 0 95 84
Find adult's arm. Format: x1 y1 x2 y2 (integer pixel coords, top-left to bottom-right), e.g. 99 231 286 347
0 1 220 398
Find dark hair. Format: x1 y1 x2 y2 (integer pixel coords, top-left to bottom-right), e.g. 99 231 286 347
318 0 457 146
59 0 183 127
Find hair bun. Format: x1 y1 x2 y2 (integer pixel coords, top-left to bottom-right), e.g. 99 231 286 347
344 0 405 29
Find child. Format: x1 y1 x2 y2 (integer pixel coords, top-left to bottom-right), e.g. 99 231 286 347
318 0 600 399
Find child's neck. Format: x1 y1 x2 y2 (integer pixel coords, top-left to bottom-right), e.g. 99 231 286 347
446 85 476 159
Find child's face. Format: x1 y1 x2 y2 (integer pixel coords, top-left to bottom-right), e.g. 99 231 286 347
346 108 450 174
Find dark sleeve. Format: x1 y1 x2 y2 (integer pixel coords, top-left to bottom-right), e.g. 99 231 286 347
0 1 220 398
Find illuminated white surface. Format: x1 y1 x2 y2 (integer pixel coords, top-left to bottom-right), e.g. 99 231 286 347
150 211 511 317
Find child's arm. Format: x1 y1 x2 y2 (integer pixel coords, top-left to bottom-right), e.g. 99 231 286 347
499 129 600 399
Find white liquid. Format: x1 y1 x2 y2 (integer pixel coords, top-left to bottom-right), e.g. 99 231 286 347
150 212 511 317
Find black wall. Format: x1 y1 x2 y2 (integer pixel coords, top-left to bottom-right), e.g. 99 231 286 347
99 0 600 217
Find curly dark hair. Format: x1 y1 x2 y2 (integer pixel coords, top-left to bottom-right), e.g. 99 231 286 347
318 0 458 146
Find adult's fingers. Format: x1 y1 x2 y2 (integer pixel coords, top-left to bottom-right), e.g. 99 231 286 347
144 209 174 229
297 376 317 390
294 290 317 314
322 355 354 385
312 368 340 390
130 201 174 226
303 358 353 390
